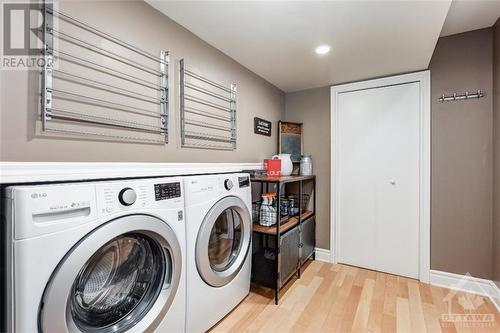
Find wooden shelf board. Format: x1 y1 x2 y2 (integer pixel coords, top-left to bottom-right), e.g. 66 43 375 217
250 175 315 184
252 211 314 235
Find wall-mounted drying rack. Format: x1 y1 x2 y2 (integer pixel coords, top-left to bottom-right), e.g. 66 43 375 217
438 90 485 102
42 3 169 144
179 59 237 151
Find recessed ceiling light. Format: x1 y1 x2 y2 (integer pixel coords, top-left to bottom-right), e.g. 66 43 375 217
315 45 331 55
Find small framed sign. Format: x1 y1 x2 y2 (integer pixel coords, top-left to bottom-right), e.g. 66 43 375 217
254 117 272 136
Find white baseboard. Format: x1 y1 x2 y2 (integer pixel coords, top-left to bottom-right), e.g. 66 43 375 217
429 270 500 312
314 248 331 263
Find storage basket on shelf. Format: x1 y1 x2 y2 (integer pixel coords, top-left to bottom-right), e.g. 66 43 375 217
252 193 310 226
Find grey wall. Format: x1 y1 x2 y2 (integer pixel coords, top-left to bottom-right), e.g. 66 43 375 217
493 19 500 288
285 87 330 249
284 28 497 280
429 28 494 279
0 0 284 162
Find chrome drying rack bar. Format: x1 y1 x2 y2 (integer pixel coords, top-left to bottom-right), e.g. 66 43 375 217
180 59 237 150
438 90 485 102
42 3 169 144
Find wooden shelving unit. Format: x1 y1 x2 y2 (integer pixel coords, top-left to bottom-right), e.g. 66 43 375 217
250 175 316 304
252 210 314 235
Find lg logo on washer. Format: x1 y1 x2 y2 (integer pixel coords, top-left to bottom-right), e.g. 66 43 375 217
30 192 47 199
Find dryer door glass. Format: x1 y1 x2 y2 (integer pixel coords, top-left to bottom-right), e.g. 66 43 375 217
196 196 251 287
208 208 242 271
70 233 166 333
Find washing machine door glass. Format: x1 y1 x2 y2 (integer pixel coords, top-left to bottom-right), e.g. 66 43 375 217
70 233 165 333
197 196 251 287
40 215 182 333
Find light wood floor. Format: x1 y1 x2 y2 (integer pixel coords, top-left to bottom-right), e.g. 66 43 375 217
210 261 499 333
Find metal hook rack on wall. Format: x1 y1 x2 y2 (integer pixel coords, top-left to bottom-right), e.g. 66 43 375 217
438 90 485 102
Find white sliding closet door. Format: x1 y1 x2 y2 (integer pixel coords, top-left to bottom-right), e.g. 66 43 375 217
335 80 422 279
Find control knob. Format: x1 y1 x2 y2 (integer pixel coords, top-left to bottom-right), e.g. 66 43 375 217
224 179 233 191
119 187 137 206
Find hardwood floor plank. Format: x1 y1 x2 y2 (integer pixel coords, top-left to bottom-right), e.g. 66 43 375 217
382 313 397 333
396 297 412 333
351 278 375 332
321 267 356 332
337 285 363 332
354 268 368 287
420 282 434 305
408 280 427 333
429 285 458 333
211 263 500 333
289 268 338 332
422 302 443 333
367 272 387 333
299 260 323 286
384 274 399 316
275 276 322 332
398 276 410 299
227 293 272 333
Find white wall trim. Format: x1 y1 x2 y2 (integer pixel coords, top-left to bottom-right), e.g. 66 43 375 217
0 162 263 184
429 270 500 312
330 71 431 283
314 248 331 263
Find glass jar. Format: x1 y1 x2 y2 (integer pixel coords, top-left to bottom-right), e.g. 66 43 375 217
280 198 289 217
300 155 313 176
288 195 298 216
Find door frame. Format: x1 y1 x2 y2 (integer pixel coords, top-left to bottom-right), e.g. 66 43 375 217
330 71 431 283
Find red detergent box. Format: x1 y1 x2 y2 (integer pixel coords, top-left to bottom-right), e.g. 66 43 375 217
264 158 281 176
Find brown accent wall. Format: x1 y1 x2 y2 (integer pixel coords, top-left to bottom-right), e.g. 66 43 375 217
285 87 331 249
493 19 500 288
0 0 284 162
430 28 494 279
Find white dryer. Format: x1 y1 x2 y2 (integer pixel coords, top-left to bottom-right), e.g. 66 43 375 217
3 177 186 333
183 173 252 333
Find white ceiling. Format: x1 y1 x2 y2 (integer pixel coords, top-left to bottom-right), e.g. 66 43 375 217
147 1 453 92
441 0 500 37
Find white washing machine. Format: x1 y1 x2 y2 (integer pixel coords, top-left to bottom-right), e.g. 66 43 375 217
183 173 252 333
3 177 186 333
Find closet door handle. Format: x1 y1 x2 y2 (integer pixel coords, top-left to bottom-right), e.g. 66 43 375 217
389 179 396 185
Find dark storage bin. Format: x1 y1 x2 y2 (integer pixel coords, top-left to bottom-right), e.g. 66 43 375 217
252 250 276 289
300 216 316 265
279 226 300 287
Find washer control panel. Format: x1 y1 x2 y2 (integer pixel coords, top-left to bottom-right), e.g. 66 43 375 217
96 177 183 216
154 182 181 201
